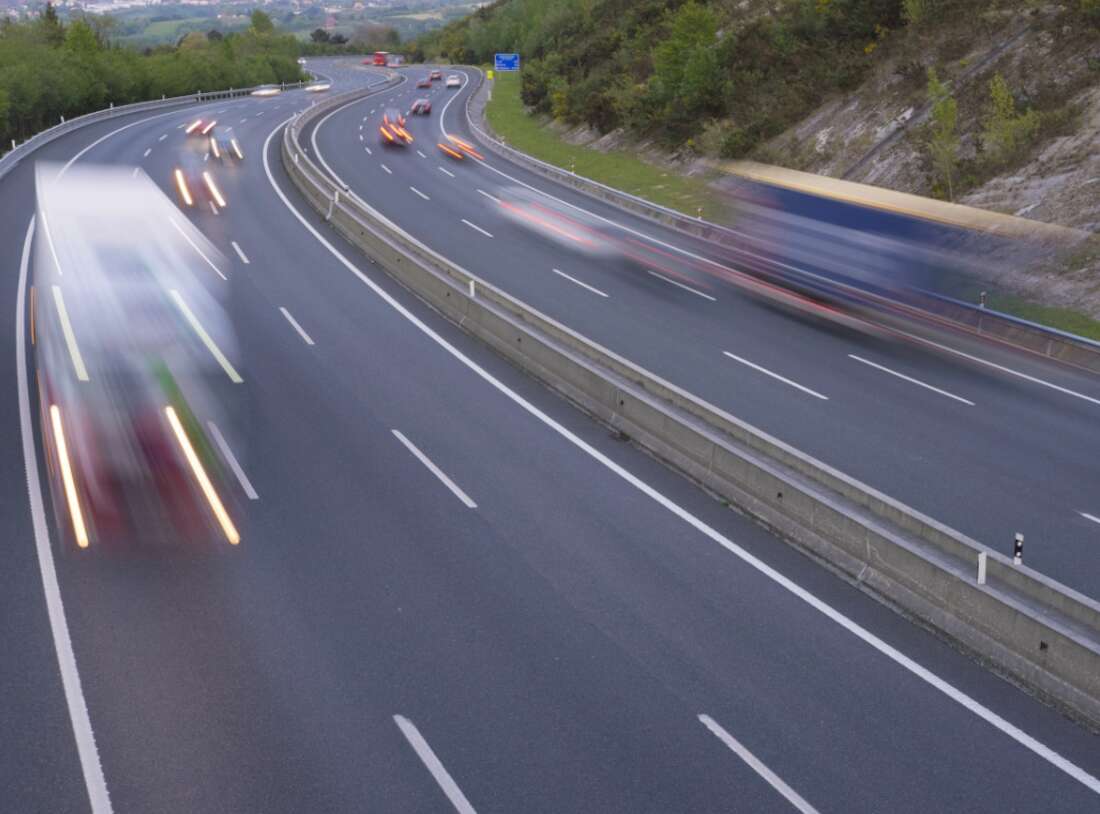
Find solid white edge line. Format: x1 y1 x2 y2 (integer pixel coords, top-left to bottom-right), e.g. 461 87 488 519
1080 512 1100 526
169 219 227 280
39 210 65 276
410 186 430 201
207 420 258 500
699 714 820 814
231 240 250 265
169 289 243 382
391 430 476 508
461 219 492 238
279 306 315 346
848 354 974 406
18 219 114 813
551 268 608 298
646 270 716 301
262 118 1100 797
723 351 829 401
393 715 477 814
51 285 90 381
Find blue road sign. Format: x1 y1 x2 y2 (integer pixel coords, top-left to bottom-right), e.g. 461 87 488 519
494 53 520 72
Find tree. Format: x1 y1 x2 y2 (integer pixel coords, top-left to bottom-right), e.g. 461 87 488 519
982 72 1039 166
207 29 223 42
329 33 348 45
249 10 274 36
310 28 330 44
40 2 65 46
925 68 958 200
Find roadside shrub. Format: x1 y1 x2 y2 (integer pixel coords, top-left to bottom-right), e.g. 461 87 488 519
981 72 1040 166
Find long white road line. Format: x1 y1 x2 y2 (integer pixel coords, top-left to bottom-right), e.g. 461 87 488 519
264 116 1100 797
17 219 114 813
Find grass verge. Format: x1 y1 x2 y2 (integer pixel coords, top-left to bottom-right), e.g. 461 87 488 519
483 71 723 220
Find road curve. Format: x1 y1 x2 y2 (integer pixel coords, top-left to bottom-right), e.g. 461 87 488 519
304 66 1100 598
1 59 1098 813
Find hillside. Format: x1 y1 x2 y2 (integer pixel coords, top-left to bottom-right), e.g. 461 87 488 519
418 0 1100 317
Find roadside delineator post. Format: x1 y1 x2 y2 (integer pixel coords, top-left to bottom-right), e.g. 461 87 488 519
977 551 987 585
980 291 987 308
1013 532 1024 565
468 279 476 298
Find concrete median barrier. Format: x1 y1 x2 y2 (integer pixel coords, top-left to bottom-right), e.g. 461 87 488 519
283 83 1100 728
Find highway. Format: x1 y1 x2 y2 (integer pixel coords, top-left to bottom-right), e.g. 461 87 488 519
2 58 1098 813
304 66 1100 598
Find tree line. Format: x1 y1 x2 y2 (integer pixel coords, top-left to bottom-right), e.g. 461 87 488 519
0 6 303 150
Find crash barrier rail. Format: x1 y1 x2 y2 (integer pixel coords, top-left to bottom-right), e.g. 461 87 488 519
462 69 1100 375
284 83 1100 728
0 81 308 186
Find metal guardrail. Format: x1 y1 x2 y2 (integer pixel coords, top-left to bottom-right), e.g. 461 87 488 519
461 68 1100 374
284 80 1100 728
0 81 307 185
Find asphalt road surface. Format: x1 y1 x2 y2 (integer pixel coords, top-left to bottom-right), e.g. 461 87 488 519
1 59 1097 814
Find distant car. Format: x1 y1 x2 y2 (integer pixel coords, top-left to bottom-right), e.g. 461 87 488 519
430 70 442 81
445 75 461 88
297 57 307 65
379 108 413 145
305 82 332 93
410 98 431 116
416 77 432 89
251 84 281 97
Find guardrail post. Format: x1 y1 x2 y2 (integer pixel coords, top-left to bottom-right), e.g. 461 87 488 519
1013 532 1024 565
977 551 987 585
11 139 15 151
109 102 113 109
468 279 476 298
60 115 65 124
980 291 987 308
326 192 336 221
294 152 300 165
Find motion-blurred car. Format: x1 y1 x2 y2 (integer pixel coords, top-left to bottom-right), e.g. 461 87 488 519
208 131 244 162
251 84 281 97
430 69 443 81
496 185 621 258
297 57 307 65
34 163 244 549
410 98 432 116
445 74 461 88
305 82 332 93
416 77 432 89
379 108 413 145
172 159 229 210
436 134 482 160
184 118 217 137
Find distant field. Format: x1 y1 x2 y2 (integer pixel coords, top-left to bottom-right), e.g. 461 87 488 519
142 18 210 39
484 72 723 221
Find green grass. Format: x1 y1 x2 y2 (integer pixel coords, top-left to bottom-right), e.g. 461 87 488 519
987 295 1100 342
484 71 723 220
140 18 210 40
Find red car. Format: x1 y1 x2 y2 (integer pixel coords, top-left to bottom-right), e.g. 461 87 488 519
410 98 432 115
416 77 432 89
